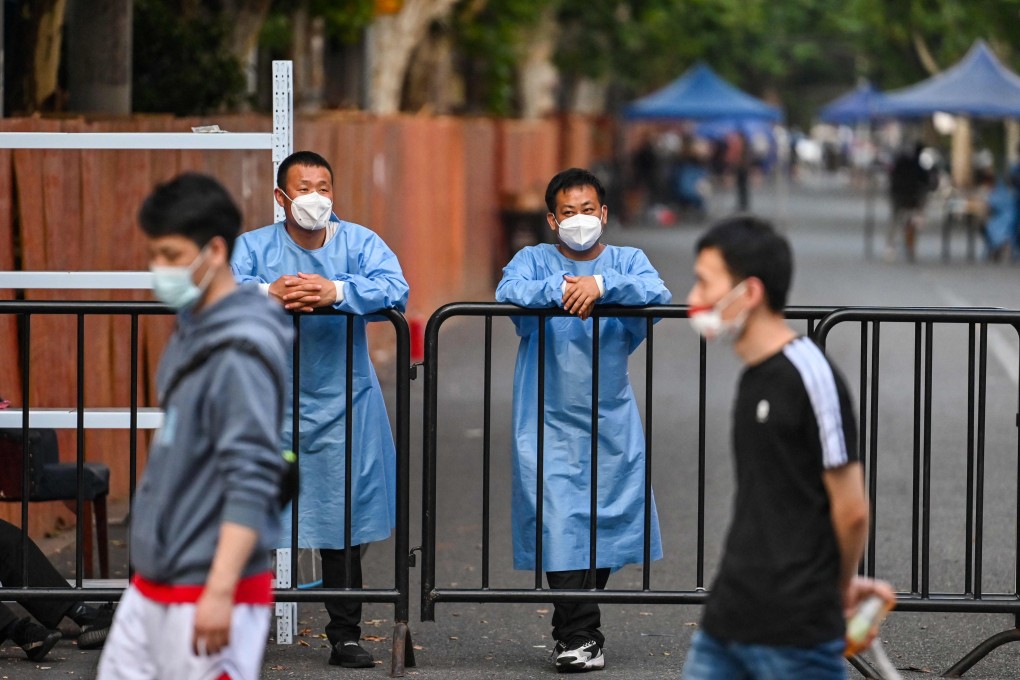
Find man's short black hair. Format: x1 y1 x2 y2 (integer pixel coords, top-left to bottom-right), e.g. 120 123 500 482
695 214 793 312
277 150 334 189
545 168 607 214
138 173 242 255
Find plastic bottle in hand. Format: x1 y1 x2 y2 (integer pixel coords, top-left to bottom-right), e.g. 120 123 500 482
845 594 894 657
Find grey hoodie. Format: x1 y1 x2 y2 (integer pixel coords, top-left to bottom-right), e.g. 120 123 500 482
131 284 292 585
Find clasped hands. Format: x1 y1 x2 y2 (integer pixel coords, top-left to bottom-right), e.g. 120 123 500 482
562 275 601 321
268 272 337 312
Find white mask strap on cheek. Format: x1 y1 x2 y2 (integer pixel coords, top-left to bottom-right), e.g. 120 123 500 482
717 279 748 311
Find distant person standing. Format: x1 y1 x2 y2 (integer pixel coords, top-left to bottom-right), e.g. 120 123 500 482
887 143 930 262
1009 140 1020 246
98 173 291 680
681 216 895 679
631 134 659 220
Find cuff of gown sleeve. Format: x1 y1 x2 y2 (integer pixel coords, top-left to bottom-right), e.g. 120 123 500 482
333 280 346 303
593 274 605 297
258 282 270 295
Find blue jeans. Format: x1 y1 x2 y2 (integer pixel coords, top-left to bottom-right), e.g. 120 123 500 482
682 630 847 680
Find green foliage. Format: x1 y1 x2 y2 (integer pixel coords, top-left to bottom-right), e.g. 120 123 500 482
263 0 375 53
312 0 375 43
450 0 1020 123
453 0 548 115
133 0 247 115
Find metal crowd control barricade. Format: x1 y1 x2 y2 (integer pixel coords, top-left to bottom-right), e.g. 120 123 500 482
419 304 865 663
815 307 1020 678
0 301 415 677
0 300 172 602
278 308 415 677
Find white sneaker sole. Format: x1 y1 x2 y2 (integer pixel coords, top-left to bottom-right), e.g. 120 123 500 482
556 652 605 673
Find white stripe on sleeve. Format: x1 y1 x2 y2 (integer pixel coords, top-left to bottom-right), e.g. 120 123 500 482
783 337 849 469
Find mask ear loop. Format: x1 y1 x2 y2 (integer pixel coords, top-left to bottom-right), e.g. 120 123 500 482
189 244 217 293
715 279 749 312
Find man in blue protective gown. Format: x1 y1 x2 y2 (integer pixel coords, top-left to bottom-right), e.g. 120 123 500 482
230 151 409 669
496 167 671 673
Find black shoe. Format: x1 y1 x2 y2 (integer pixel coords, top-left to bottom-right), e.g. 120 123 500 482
71 603 114 650
329 640 375 668
8 618 62 662
555 636 604 673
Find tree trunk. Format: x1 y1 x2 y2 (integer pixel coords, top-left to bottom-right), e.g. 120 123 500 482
29 0 68 111
516 7 558 119
67 0 132 114
368 0 459 114
221 0 272 97
292 1 326 112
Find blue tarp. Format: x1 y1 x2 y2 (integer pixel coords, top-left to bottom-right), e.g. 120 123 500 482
876 40 1020 118
819 81 888 124
623 63 782 122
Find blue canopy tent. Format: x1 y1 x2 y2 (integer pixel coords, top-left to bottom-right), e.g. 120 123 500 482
819 81 888 124
623 63 782 122
622 63 781 217
876 40 1020 117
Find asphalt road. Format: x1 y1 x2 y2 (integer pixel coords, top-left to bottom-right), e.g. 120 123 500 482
6 171 1020 679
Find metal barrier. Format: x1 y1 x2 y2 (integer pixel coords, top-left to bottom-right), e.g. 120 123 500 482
0 300 414 677
816 307 1020 677
9 298 1020 677
421 302 1020 678
420 303 832 612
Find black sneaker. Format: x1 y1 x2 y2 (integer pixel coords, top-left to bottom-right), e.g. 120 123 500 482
329 640 375 669
549 640 567 665
8 618 62 662
70 603 114 650
555 636 604 673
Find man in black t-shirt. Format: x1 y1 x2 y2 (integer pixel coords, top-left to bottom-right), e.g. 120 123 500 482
681 216 895 679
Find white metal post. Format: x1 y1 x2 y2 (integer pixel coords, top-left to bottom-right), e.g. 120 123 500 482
272 61 294 223
271 59 297 645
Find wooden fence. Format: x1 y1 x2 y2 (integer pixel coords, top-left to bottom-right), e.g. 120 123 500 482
0 112 597 533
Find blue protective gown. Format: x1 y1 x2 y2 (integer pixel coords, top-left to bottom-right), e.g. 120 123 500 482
231 219 409 549
495 244 671 572
984 181 1018 254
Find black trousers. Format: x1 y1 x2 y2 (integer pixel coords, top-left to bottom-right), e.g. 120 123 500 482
546 567 610 647
0 519 75 634
320 545 363 645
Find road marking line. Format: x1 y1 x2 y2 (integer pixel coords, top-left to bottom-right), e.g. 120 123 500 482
934 285 1019 387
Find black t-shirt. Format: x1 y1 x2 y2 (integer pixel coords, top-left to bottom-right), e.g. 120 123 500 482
702 336 859 646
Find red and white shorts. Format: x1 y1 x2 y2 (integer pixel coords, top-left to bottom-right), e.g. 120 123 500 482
97 573 272 680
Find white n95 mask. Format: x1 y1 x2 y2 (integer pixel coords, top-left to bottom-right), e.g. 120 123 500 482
688 281 749 342
150 247 213 310
556 213 603 251
285 191 333 231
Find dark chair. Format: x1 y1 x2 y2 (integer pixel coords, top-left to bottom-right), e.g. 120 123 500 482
0 428 110 578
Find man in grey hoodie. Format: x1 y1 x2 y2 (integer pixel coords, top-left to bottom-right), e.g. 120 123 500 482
97 173 292 680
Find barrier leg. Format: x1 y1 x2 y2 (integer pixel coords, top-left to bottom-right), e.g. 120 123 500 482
389 621 416 677
943 626 1020 677
849 653 881 679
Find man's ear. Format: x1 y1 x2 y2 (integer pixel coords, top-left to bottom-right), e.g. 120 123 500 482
274 187 286 208
745 277 768 310
207 236 230 267
546 212 558 232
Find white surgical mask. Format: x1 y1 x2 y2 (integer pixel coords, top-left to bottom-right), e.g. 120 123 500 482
150 247 214 310
688 280 749 342
284 191 333 231
555 212 603 251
